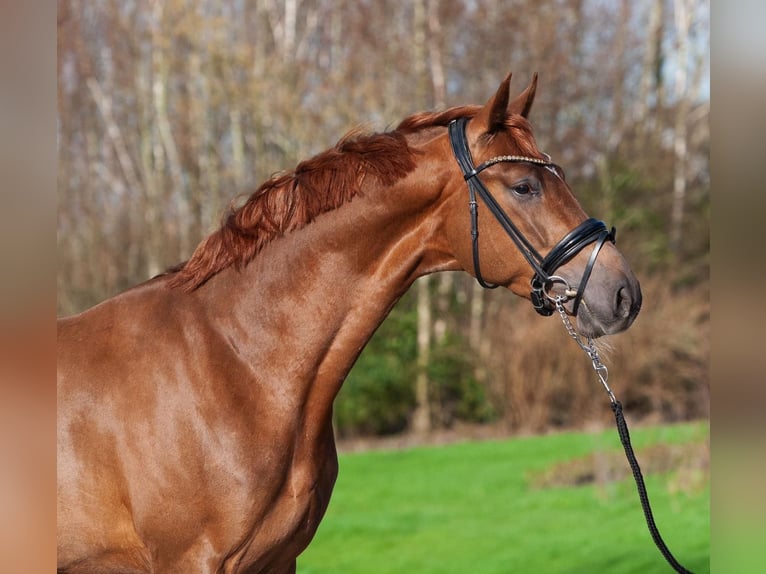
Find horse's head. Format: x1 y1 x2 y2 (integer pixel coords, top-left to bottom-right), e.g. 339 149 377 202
440 74 641 338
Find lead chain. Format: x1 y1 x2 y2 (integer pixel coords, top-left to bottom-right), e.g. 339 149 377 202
553 298 616 405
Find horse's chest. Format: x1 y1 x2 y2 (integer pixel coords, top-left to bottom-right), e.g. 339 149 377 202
231 447 339 572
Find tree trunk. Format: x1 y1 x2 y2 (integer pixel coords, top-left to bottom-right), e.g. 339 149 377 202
411 0 432 434
636 0 664 139
669 0 692 257
413 277 432 434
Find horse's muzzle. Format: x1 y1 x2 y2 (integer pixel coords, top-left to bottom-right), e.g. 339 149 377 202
575 272 642 338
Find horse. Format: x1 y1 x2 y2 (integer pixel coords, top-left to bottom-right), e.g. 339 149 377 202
57 73 641 573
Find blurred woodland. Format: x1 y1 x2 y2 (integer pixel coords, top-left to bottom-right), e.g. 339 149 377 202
57 0 709 436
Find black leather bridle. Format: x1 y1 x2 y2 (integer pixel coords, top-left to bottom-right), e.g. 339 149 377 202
448 117 615 317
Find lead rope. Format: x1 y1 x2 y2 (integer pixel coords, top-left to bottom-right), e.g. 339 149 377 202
552 298 693 574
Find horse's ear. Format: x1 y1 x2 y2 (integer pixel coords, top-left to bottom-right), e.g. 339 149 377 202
472 72 512 135
508 73 538 118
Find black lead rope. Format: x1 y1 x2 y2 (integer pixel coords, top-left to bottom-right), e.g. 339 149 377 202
611 400 693 574
553 300 693 574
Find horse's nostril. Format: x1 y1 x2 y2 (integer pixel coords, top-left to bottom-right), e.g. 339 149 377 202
615 285 631 318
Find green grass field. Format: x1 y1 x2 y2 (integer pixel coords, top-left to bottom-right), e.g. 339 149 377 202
299 422 709 573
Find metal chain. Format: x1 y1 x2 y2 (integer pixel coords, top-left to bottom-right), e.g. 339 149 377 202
553 297 616 404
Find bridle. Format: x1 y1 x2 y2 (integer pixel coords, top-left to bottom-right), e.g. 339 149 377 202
448 117 615 317
450 118 694 573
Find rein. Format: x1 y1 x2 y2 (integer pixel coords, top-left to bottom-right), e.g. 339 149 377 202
448 117 614 316
447 116 692 572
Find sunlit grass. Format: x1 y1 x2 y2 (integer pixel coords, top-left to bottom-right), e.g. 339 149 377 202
299 422 709 573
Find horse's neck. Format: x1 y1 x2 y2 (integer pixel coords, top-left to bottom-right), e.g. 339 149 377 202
194 178 455 423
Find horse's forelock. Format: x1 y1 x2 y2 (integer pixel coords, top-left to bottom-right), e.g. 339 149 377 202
502 114 544 159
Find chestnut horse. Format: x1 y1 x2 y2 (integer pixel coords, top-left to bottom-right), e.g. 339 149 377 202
58 74 641 573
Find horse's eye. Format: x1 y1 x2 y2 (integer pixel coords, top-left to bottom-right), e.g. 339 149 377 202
513 183 532 196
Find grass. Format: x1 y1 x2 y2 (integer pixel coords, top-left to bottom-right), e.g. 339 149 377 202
298 422 709 573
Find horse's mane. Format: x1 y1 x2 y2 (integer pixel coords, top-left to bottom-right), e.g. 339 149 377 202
168 105 539 291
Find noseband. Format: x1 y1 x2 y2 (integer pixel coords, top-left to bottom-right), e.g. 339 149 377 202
448 117 615 316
